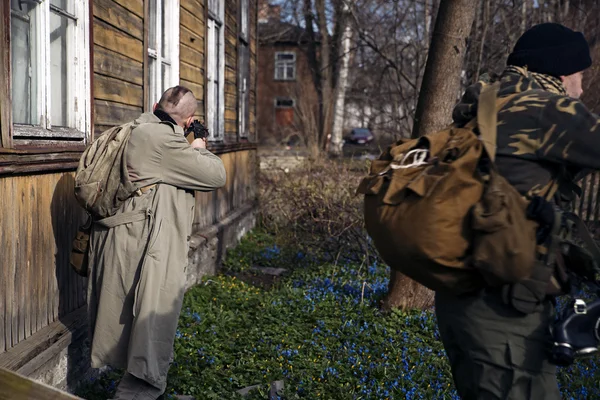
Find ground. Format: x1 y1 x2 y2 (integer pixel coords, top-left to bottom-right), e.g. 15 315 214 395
75 229 600 400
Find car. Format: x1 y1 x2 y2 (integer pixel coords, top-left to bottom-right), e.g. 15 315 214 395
344 128 374 145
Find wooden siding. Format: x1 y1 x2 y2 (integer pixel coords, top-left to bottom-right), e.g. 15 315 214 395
92 0 144 135
224 0 238 142
180 0 206 121
249 0 257 142
194 149 257 228
0 0 259 365
0 173 87 353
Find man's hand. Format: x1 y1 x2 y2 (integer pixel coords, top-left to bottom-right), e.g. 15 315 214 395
191 138 206 149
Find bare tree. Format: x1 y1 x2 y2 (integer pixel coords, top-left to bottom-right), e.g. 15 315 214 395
411 0 478 138
329 1 353 157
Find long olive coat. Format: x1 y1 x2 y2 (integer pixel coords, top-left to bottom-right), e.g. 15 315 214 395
87 112 226 390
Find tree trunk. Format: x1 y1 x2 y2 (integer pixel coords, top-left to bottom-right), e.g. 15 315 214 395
475 0 490 81
410 0 479 139
315 0 334 151
329 2 352 157
381 0 478 312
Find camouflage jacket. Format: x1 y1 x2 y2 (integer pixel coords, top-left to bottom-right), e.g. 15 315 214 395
453 66 600 201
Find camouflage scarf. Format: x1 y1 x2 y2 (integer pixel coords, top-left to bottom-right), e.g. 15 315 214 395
504 65 567 96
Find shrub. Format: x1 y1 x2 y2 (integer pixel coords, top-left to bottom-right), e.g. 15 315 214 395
258 158 379 265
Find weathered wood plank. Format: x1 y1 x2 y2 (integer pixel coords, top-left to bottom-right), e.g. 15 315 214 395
181 0 205 16
93 19 143 63
225 82 237 98
112 0 144 18
0 367 81 399
93 45 144 86
93 0 143 38
180 8 205 33
94 124 119 135
0 296 86 373
0 177 16 351
40 177 50 332
225 108 237 121
94 100 142 126
225 67 237 84
180 61 205 86
225 56 236 74
25 180 34 340
180 25 205 54
180 43 204 68
94 73 144 107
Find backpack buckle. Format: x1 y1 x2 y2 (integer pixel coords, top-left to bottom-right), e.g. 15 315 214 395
390 149 429 170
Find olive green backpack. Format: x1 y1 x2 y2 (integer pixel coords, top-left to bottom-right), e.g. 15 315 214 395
357 82 554 295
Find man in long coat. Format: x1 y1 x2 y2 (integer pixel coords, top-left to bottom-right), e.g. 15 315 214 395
87 86 226 399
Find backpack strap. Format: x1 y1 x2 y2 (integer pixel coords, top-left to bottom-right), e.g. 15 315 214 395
476 81 502 162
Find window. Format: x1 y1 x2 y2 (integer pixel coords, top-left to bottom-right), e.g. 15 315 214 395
275 97 295 108
238 0 250 138
239 0 249 42
274 97 294 126
274 52 296 81
8 0 91 144
207 0 225 141
147 0 180 109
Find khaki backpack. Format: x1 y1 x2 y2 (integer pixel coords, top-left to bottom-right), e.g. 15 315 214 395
74 121 139 219
357 82 554 295
70 122 140 277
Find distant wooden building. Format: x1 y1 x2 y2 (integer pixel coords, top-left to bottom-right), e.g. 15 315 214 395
0 0 258 392
257 2 318 146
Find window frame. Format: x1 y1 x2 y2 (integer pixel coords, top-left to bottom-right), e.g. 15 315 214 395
3 0 92 149
206 0 225 142
237 0 250 139
274 51 296 81
146 0 180 110
239 0 249 43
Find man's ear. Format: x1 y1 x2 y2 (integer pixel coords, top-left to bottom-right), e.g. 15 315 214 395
152 103 158 112
559 75 566 82
186 115 194 128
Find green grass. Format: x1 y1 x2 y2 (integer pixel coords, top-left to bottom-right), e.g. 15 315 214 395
75 229 600 400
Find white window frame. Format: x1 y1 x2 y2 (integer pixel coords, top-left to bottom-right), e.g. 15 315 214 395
147 0 180 109
9 0 91 144
207 0 225 141
239 0 249 43
238 0 250 138
274 52 296 81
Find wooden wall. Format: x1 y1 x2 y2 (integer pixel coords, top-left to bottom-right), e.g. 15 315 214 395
180 0 206 122
0 173 87 353
92 0 145 135
193 149 257 228
225 1 238 142
0 0 259 360
249 0 258 143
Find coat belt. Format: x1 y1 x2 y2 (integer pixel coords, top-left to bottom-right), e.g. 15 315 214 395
96 209 151 229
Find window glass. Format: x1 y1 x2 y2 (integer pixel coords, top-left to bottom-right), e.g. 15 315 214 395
11 0 39 125
49 10 72 126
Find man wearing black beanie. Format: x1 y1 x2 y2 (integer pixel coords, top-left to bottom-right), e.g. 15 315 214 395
436 23 600 399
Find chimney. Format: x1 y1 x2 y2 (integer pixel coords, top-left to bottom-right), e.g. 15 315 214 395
258 0 282 24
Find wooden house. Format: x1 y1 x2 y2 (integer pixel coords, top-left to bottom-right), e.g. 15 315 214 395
0 0 258 392
256 2 318 147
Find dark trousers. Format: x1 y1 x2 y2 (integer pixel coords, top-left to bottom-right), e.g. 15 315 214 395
434 289 561 400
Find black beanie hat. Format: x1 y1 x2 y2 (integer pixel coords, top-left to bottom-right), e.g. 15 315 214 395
507 23 592 77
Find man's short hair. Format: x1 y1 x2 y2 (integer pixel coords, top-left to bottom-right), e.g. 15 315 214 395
156 86 198 125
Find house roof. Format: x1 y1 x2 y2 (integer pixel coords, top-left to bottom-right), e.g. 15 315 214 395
258 20 320 45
